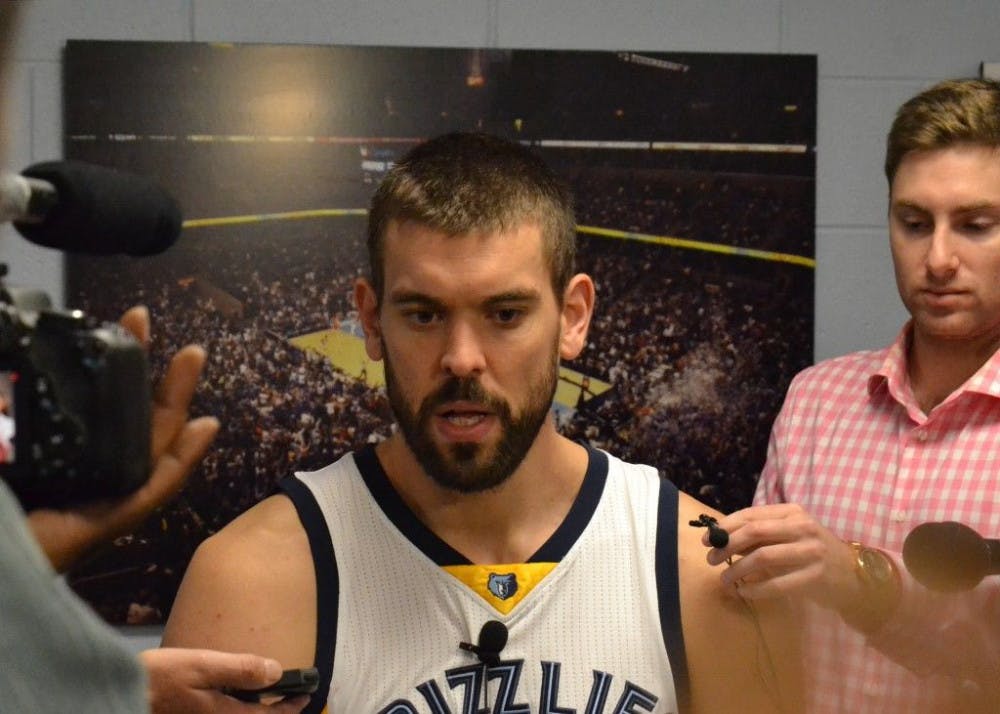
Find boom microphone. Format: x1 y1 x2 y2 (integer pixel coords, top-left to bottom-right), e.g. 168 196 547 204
0 160 182 256
903 521 1000 592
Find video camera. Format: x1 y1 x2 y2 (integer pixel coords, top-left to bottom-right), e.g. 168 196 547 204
0 160 182 510
0 274 150 510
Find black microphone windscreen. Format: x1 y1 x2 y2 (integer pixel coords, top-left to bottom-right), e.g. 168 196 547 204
479 620 508 654
903 521 990 592
14 160 182 256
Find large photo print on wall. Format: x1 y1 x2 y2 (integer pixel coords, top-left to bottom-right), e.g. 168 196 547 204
62 41 816 624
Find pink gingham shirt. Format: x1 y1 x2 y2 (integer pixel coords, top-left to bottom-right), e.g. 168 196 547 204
755 323 1000 713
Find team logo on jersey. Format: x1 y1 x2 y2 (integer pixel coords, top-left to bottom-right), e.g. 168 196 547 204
487 572 518 600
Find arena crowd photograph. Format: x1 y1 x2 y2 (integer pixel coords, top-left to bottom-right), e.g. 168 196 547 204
60 41 815 624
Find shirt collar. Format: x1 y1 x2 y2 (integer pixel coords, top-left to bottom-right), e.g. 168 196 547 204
868 321 1000 408
867 323 916 411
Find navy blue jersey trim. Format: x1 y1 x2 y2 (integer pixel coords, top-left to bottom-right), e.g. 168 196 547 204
355 444 608 566
354 445 470 565
279 476 337 714
531 446 607 562
656 477 690 713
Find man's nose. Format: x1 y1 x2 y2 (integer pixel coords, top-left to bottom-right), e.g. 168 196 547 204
925 226 960 278
439 321 486 378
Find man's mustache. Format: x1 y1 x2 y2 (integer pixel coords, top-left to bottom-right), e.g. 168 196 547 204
423 377 505 413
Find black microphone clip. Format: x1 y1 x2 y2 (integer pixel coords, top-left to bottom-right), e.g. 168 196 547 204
459 620 508 666
689 513 730 549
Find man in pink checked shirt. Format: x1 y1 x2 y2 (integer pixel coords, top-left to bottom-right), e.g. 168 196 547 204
704 78 1000 713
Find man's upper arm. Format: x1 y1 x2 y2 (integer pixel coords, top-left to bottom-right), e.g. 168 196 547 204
161 494 317 670
676 491 804 714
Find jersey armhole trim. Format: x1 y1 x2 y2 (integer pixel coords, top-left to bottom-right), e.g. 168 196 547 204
656 477 690 713
280 475 338 713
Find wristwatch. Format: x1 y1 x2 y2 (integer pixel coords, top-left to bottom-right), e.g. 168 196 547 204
844 541 901 633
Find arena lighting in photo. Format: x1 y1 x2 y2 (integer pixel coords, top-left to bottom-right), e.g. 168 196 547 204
60 41 816 625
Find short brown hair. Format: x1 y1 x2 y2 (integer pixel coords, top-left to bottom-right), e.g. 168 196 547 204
885 78 1000 185
366 132 576 301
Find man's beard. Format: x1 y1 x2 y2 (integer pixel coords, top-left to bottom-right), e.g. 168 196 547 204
382 341 558 494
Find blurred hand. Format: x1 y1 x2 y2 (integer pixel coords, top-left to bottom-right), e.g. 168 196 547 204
704 503 861 614
140 648 309 714
27 305 219 572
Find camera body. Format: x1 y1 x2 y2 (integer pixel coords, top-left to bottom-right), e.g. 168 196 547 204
0 284 150 510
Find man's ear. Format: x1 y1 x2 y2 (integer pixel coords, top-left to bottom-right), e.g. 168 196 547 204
559 273 595 360
354 278 383 361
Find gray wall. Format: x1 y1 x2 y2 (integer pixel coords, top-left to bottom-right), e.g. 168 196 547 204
2 0 998 650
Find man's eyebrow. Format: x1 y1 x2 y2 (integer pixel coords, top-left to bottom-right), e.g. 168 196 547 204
953 201 1000 214
386 288 542 309
484 289 541 306
889 200 929 212
892 199 1000 213
387 289 441 307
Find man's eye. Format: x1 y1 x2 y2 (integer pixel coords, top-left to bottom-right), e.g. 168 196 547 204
407 310 438 325
898 217 929 233
494 308 522 324
963 219 996 235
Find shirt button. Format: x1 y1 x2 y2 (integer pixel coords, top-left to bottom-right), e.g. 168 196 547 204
892 511 907 523
913 429 928 442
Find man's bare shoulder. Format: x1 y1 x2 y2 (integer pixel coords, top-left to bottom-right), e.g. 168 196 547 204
675 490 804 714
161 494 317 668
181 493 311 581
675 491 738 618
210 492 308 551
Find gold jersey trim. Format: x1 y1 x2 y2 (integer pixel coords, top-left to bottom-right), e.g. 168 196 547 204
442 562 557 614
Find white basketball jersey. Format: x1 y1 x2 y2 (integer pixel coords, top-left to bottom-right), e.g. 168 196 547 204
282 445 686 713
